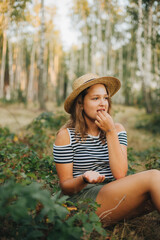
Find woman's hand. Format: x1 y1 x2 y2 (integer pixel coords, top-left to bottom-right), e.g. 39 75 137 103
95 111 115 132
83 171 105 184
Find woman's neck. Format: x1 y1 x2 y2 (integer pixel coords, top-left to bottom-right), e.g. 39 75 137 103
86 120 100 136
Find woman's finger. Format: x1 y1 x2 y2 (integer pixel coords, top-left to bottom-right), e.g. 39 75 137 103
95 120 101 127
97 111 106 120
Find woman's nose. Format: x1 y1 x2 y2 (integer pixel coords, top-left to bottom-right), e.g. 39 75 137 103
99 98 105 105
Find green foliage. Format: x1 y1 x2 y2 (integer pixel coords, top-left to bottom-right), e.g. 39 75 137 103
134 146 160 170
127 146 160 173
135 113 160 134
0 128 58 190
25 111 68 151
0 89 27 105
0 112 106 240
17 89 27 104
27 111 68 132
0 180 106 240
1 110 159 239
127 148 139 175
9 0 31 22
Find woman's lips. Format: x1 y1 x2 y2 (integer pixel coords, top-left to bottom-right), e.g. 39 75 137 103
97 109 105 112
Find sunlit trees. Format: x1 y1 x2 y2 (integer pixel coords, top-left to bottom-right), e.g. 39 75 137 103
0 0 65 108
136 0 152 113
0 0 31 99
68 0 160 112
128 0 160 113
0 0 159 112
69 0 132 103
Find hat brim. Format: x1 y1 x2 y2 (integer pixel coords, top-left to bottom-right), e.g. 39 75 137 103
64 76 121 113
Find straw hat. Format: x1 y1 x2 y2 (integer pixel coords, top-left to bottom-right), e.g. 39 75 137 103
64 73 121 113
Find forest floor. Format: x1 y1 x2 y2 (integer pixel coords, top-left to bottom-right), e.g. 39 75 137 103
1 102 159 152
1 102 160 239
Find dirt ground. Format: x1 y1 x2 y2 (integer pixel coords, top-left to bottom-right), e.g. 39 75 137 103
112 105 160 151
0 102 59 132
0 102 160 152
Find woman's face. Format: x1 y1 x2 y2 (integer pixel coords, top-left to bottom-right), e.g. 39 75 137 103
83 84 109 122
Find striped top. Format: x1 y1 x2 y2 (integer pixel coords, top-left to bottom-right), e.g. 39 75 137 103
53 128 127 180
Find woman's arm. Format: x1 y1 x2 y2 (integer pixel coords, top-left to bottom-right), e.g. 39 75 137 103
54 129 105 195
55 162 87 195
95 112 128 179
106 123 128 179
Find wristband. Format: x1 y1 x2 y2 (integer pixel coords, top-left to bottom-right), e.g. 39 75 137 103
106 127 116 133
82 175 89 184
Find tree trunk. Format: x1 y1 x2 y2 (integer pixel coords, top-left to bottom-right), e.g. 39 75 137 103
20 45 27 93
8 39 14 99
83 25 89 73
124 44 131 105
56 67 64 106
143 3 153 113
48 42 56 87
136 0 143 77
103 18 110 75
90 20 96 73
118 46 123 82
27 41 36 101
153 28 159 84
137 0 152 113
0 31 7 99
97 2 103 75
110 50 115 76
15 42 21 91
38 0 46 110
48 41 56 101
7 1 14 100
79 47 84 74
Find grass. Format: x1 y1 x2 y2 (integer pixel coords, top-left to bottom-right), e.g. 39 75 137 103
2 102 159 151
113 105 160 151
0 102 160 239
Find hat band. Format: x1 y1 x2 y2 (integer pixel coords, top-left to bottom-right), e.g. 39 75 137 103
83 78 96 84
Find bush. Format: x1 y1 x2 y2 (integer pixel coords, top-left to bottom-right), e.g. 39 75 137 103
25 112 68 151
1 110 159 240
127 148 138 175
134 146 160 170
136 113 160 134
0 134 58 190
0 180 106 240
27 112 68 132
0 114 107 240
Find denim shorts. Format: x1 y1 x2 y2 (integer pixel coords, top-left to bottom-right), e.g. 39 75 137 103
65 179 113 203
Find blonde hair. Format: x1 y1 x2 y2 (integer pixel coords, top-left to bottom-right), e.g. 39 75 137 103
62 85 112 141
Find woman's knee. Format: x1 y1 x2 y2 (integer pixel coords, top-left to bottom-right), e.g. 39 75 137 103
148 169 160 182
142 169 160 190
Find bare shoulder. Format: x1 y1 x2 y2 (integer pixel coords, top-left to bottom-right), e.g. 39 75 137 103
115 123 126 133
54 128 70 146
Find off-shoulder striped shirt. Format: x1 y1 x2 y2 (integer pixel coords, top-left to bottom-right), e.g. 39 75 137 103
53 128 127 180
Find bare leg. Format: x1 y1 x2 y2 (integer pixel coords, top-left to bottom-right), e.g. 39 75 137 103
96 170 160 226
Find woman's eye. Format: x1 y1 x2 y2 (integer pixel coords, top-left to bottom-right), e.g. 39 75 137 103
92 97 98 100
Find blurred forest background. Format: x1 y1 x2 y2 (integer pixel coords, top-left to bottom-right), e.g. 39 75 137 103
0 0 160 239
0 0 159 112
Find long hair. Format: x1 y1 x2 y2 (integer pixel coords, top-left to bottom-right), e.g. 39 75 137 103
62 85 112 141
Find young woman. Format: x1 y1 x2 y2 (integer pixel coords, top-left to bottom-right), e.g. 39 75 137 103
53 73 160 226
